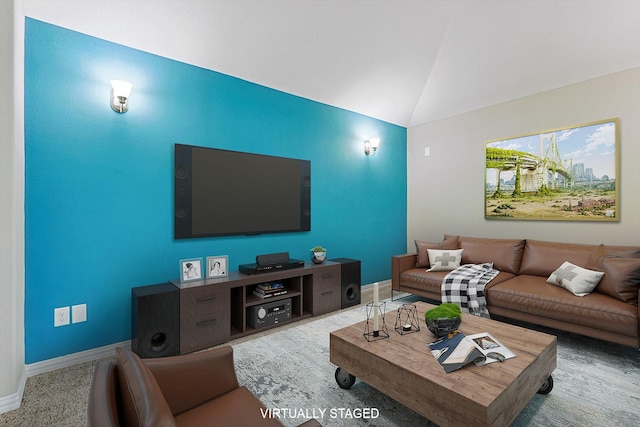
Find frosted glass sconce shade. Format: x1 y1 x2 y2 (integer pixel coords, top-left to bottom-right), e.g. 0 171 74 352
110 80 133 113
364 138 380 156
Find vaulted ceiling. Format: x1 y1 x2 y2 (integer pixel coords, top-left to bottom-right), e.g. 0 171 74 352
22 0 640 127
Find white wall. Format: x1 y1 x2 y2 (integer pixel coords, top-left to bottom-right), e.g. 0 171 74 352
0 0 26 411
407 68 640 250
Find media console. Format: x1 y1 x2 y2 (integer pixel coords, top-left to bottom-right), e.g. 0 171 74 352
132 260 349 356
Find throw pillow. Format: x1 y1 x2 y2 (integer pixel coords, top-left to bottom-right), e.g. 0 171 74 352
597 257 640 304
546 261 604 297
415 236 459 268
586 244 640 303
427 249 463 272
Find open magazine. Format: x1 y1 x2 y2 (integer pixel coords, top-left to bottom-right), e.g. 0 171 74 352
428 331 515 373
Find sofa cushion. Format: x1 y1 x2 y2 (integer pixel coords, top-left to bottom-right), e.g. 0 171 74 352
146 346 240 416
414 236 459 268
519 240 596 277
486 275 638 338
116 347 176 427
173 386 283 427
456 236 525 274
427 249 463 271
400 269 514 298
587 244 640 304
546 261 604 297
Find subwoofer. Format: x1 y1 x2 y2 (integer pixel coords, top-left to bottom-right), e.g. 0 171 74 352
131 283 180 358
329 258 361 309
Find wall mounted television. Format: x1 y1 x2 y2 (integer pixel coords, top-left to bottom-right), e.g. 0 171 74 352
174 144 311 239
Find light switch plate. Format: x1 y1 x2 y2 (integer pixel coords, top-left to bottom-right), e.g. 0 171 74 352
72 304 87 323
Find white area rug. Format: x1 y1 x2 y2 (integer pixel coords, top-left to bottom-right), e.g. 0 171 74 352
232 299 640 427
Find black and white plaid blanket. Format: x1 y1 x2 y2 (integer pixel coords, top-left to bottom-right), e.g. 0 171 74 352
441 263 499 318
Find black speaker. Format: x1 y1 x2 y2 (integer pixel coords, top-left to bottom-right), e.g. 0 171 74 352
256 252 290 266
330 258 361 309
131 283 180 358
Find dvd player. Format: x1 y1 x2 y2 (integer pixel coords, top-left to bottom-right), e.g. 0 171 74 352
239 259 305 275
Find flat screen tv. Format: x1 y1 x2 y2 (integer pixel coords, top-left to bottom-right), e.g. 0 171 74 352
174 144 311 239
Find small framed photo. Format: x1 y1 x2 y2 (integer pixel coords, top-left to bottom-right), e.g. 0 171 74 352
180 258 203 283
206 255 229 279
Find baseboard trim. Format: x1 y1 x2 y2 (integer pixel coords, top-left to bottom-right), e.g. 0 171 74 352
24 340 130 378
0 372 26 415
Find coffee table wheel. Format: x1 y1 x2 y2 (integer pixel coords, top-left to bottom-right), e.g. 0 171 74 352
335 367 356 389
537 375 553 395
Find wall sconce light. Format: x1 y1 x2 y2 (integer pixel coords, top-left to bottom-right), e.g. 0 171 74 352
110 80 133 113
364 138 380 156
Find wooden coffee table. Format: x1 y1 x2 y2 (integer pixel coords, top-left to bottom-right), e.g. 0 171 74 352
330 301 556 427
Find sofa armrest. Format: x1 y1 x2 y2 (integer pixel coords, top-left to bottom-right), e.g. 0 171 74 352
145 346 240 416
392 254 417 290
87 360 120 427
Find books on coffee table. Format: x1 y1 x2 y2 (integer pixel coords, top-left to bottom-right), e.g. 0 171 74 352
428 331 515 373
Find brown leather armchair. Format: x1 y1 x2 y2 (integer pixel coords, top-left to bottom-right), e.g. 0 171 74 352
88 346 321 427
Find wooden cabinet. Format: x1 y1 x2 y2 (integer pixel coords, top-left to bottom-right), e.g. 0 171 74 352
310 264 341 315
179 285 230 354
164 260 345 354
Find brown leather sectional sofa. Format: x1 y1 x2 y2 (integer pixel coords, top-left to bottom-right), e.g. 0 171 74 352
88 346 321 427
392 235 640 348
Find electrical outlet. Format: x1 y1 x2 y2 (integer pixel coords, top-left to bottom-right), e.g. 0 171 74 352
72 304 87 323
54 306 70 327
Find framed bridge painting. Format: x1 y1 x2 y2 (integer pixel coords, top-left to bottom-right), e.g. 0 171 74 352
485 118 619 222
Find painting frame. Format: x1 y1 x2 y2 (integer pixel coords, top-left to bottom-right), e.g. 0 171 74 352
206 255 229 279
179 258 203 283
485 118 619 222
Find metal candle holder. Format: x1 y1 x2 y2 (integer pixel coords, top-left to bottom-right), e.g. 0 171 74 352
394 303 421 335
363 301 389 342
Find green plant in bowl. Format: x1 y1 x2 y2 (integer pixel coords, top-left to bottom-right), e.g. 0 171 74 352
310 246 327 264
425 303 462 337
425 303 461 321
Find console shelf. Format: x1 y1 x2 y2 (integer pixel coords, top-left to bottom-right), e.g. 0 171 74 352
244 290 301 307
169 261 342 354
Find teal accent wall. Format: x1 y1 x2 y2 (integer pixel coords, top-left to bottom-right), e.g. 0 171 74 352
24 19 407 363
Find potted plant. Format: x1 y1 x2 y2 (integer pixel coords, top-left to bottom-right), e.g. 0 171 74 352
310 245 327 264
425 303 462 337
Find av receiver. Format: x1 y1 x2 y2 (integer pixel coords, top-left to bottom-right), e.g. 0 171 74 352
248 299 291 329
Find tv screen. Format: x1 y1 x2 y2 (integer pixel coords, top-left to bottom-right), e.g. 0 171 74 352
174 144 311 239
